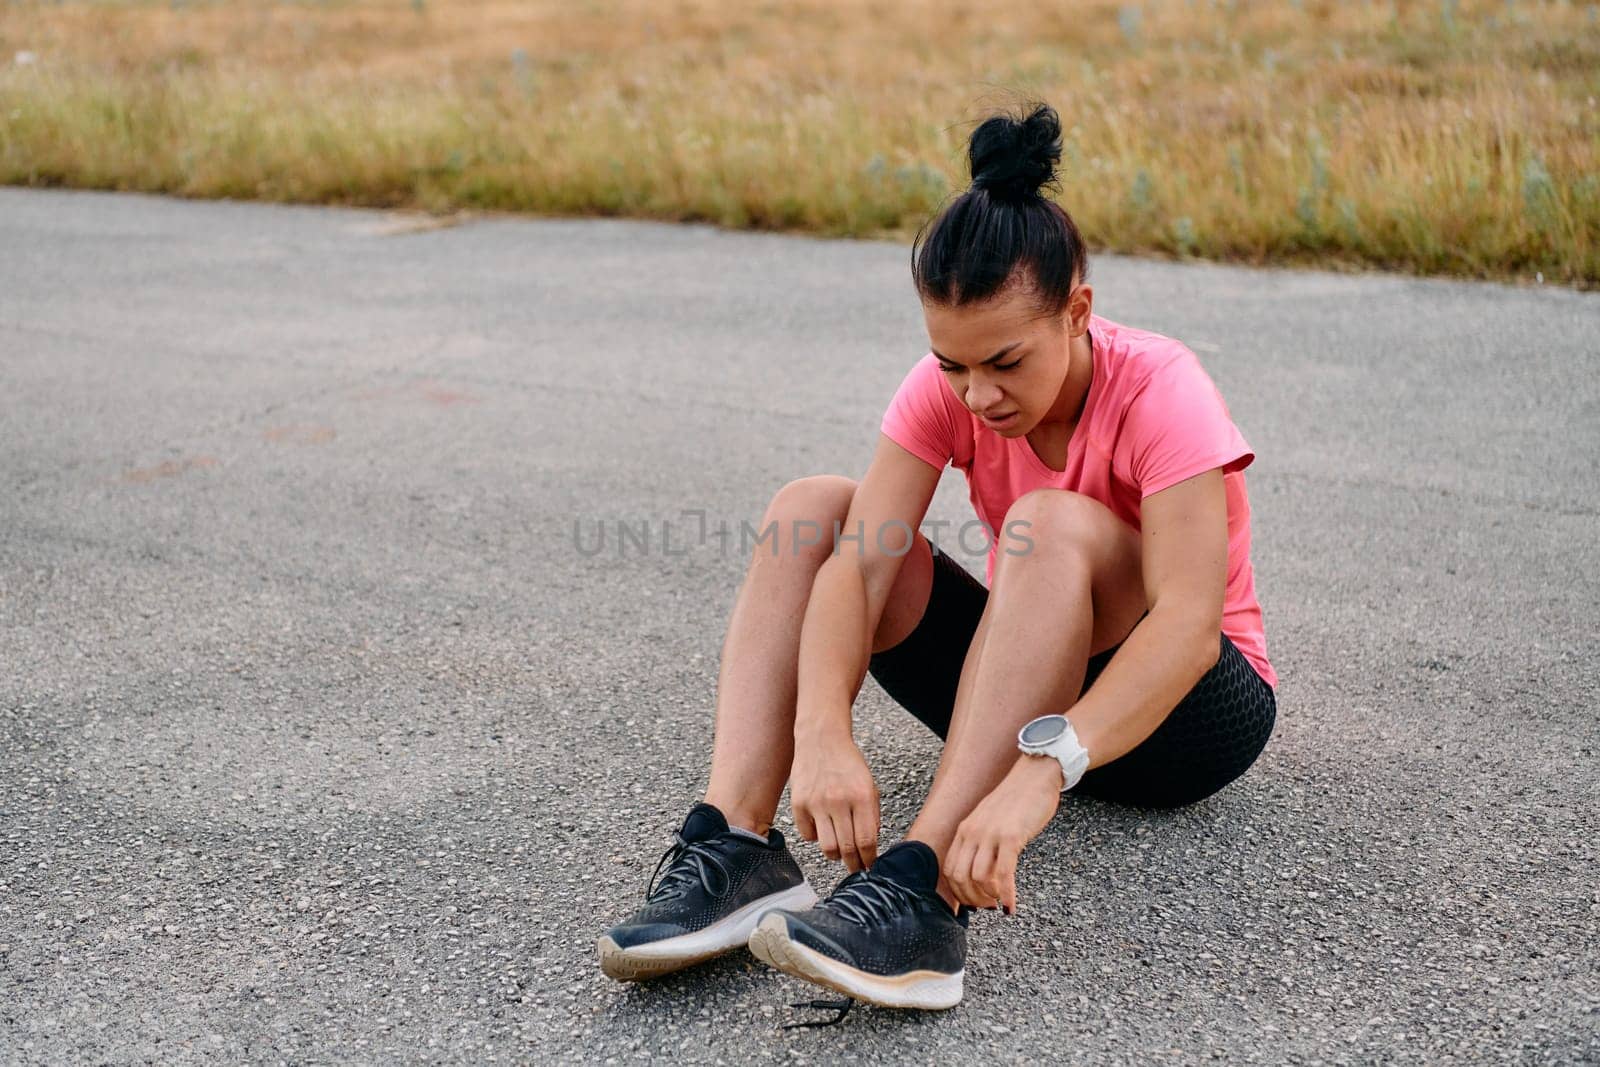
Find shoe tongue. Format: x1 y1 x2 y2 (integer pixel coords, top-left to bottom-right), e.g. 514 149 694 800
678 802 730 844
871 841 940 892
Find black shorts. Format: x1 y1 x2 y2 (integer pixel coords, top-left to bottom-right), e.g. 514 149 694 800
866 542 1277 809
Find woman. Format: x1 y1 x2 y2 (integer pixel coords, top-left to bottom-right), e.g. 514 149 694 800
595 103 1277 1013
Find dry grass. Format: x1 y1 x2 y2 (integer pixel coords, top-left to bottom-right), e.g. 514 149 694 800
2 0 1596 284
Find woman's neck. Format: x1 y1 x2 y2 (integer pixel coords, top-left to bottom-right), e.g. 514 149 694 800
1039 330 1095 429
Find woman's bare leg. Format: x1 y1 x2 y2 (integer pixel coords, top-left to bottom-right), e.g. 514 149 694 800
702 475 935 835
904 489 1146 860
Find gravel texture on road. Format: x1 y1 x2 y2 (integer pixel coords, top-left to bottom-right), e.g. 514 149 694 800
2 188 1597 1065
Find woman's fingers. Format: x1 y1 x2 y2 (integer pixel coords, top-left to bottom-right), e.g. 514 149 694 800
815 813 840 861
856 798 880 869
793 804 816 843
971 840 1002 904
944 834 981 908
803 795 880 872
946 831 1016 912
995 845 1019 915
837 810 862 872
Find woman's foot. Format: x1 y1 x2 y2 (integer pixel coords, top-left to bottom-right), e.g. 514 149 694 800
747 841 967 1009
596 802 817 981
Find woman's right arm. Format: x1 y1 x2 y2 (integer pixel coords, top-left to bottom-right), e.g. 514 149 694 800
789 433 941 871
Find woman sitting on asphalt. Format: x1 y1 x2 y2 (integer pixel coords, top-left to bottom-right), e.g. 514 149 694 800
595 101 1278 1013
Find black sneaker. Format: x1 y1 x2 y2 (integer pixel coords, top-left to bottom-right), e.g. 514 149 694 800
747 840 967 1009
596 802 817 981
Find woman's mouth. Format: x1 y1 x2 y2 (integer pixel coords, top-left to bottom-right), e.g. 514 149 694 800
981 411 1019 429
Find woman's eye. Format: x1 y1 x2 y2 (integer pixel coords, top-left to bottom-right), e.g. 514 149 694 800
937 364 962 374
995 359 1022 371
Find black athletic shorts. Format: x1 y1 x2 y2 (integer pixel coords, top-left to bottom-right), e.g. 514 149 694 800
866 541 1277 809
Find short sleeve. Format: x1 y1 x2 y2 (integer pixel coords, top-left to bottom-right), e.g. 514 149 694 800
1115 349 1254 498
880 353 958 471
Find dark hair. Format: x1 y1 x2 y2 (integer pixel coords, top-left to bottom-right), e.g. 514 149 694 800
912 103 1087 314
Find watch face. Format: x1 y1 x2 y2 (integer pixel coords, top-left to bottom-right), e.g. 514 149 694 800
1020 715 1068 746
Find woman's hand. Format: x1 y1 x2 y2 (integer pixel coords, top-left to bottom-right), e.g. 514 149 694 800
944 755 1063 913
790 727 880 873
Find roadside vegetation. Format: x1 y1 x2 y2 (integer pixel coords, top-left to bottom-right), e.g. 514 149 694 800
2 0 1595 285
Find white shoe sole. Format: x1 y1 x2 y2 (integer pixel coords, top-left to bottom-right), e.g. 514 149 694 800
597 881 818 982
746 911 964 1010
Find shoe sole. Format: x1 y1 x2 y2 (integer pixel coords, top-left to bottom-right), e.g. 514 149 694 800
596 881 817 982
746 912 963 1010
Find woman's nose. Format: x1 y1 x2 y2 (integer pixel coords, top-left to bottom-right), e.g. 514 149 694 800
966 380 1003 411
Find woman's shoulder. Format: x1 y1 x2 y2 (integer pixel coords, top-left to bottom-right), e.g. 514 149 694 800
1090 315 1232 428
880 350 975 470
1092 314 1253 492
1091 315 1198 384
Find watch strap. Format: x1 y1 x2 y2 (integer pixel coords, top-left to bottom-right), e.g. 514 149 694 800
1019 715 1090 793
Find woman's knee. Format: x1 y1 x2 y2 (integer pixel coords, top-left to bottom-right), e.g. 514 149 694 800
757 474 858 560
1000 488 1119 565
994 487 1145 649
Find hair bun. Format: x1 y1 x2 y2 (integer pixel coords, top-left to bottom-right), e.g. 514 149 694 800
968 104 1063 203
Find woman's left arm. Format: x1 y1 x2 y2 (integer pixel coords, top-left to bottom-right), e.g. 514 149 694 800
944 468 1230 912
1061 465 1230 761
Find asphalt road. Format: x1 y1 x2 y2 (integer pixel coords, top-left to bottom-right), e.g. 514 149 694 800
1 188 1597 1065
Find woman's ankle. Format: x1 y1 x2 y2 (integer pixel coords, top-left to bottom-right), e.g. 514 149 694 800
700 792 772 837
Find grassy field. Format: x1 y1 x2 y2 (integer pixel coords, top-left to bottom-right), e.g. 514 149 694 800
2 0 1596 285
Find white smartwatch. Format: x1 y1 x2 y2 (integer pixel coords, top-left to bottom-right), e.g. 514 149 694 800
1017 714 1090 793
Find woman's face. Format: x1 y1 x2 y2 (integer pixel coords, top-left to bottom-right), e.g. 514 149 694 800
921 282 1078 436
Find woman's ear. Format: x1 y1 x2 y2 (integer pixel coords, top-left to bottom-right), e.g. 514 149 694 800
1066 283 1093 336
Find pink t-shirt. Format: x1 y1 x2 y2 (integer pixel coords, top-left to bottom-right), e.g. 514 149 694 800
879 314 1276 690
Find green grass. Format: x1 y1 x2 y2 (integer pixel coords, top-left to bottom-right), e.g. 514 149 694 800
2 0 1596 285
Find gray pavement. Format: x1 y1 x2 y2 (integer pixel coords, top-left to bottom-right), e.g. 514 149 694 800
1 187 1597 1064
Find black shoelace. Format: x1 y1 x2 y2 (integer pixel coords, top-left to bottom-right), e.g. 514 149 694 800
818 869 924 926
782 997 854 1029
645 834 732 901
